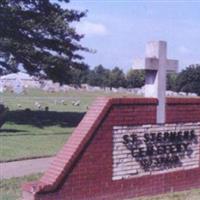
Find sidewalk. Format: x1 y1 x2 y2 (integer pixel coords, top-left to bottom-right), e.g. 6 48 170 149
0 157 53 179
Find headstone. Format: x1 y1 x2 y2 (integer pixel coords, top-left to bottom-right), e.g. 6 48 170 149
0 80 4 93
133 41 178 124
13 79 24 94
72 100 80 106
188 92 198 97
179 91 187 96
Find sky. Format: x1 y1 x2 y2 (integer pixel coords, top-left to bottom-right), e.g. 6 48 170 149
64 0 200 72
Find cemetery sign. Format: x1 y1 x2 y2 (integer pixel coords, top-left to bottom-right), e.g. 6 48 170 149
113 123 200 180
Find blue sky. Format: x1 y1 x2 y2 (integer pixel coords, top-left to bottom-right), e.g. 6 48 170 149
65 0 200 72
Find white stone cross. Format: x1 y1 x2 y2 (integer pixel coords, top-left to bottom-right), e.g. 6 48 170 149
133 41 178 124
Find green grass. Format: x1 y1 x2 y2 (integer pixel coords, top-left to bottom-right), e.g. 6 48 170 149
0 173 200 200
0 89 135 112
0 90 90 112
0 173 42 200
0 123 73 161
131 189 200 200
0 89 135 161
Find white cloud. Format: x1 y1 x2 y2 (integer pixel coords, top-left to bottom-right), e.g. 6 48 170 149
76 21 108 36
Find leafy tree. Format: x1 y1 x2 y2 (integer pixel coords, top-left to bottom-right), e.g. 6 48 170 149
176 64 200 95
87 65 110 87
108 67 126 88
166 73 177 91
70 67 90 86
100 68 110 87
126 69 145 88
87 70 97 86
0 0 89 84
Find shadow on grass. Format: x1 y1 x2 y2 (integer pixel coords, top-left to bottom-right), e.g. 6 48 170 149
0 129 28 133
5 110 85 128
0 132 71 137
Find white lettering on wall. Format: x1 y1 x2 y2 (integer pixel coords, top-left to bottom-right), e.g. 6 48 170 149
112 123 200 180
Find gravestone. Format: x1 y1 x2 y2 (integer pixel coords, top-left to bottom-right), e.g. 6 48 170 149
133 41 178 124
13 79 24 94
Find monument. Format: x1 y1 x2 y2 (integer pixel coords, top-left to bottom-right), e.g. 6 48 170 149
22 42 200 200
133 41 178 123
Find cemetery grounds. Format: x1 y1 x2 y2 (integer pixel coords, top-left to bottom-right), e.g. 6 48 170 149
0 89 200 200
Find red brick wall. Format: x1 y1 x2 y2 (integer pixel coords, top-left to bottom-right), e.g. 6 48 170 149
22 97 200 200
166 98 200 123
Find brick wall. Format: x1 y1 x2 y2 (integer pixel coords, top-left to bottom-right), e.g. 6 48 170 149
22 97 200 200
166 98 200 123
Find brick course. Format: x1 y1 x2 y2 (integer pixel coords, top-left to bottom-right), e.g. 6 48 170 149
22 97 200 200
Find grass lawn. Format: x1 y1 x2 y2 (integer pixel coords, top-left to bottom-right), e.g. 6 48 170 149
0 89 135 161
0 89 135 112
131 190 200 200
0 173 42 200
0 173 200 200
0 123 73 161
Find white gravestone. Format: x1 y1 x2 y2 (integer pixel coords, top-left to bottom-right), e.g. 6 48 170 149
13 79 24 94
133 41 178 124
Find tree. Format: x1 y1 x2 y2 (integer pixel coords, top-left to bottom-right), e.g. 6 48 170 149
176 64 200 95
0 0 89 84
166 73 177 91
126 69 145 88
87 65 110 88
70 67 90 86
108 67 126 88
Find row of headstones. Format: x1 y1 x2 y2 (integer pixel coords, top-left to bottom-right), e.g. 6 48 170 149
0 80 75 94
0 81 198 97
0 98 81 111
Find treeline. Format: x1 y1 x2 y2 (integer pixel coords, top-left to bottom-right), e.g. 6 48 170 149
70 65 145 89
70 64 200 95
167 64 200 95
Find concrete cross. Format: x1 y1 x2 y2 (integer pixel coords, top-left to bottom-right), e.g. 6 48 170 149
133 41 178 124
